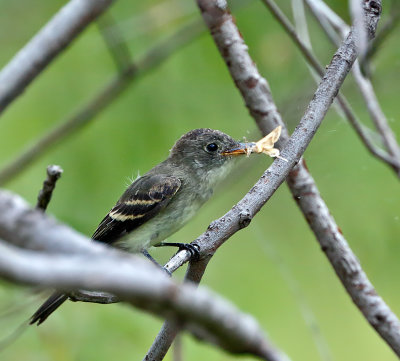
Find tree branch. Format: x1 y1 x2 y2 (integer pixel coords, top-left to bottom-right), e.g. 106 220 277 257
304 0 349 38
0 0 115 115
0 191 284 360
352 62 400 174
0 240 274 359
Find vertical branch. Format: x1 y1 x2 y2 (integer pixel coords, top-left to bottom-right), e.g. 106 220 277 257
36 165 63 211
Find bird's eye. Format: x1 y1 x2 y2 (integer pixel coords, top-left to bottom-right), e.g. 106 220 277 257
206 143 219 152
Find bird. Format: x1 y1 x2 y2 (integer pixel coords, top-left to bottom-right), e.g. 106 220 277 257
30 128 251 325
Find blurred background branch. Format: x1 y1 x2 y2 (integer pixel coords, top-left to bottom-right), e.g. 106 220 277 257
365 2 400 61
262 0 400 174
96 13 132 73
305 0 400 176
293 0 400 175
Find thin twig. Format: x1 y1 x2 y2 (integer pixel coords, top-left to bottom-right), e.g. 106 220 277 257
0 0 115 115
304 0 349 38
262 0 321 73
0 19 205 186
352 62 400 174
261 0 400 172
145 320 183 361
36 165 63 211
291 0 312 49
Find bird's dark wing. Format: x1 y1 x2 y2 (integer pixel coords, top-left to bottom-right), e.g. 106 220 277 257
91 175 181 243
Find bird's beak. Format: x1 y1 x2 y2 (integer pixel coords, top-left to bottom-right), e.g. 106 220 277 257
221 143 255 156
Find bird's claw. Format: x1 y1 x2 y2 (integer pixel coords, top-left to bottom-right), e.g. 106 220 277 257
177 243 200 261
154 242 201 261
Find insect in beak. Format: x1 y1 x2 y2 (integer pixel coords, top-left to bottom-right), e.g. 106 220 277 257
221 126 287 161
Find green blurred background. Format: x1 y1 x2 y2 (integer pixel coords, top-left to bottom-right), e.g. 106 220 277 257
0 0 399 360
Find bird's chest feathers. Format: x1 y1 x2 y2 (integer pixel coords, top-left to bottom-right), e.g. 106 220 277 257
194 161 234 200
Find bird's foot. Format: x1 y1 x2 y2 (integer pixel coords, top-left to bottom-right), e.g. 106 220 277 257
154 242 200 261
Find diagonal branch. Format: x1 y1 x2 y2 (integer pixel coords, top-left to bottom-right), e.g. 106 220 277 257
0 0 115 115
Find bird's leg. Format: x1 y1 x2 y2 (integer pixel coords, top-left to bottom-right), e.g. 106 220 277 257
154 242 200 261
141 249 171 276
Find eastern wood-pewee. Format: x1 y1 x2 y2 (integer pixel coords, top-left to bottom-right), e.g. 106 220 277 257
30 128 251 325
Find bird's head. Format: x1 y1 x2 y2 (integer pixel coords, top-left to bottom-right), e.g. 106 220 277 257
169 128 250 183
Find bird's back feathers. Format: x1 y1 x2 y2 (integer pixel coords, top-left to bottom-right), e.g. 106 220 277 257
92 174 181 243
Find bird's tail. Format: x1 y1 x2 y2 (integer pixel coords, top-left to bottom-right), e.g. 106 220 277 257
30 292 68 326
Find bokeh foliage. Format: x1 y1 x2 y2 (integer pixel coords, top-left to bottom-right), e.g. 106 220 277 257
0 0 399 360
